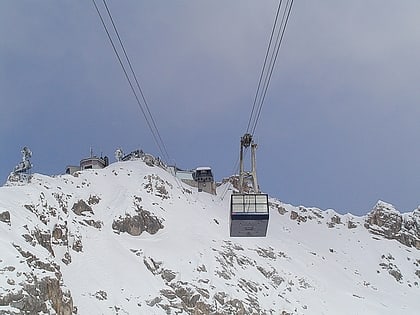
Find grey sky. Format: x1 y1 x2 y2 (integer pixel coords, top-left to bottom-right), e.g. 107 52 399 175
1 1 419 215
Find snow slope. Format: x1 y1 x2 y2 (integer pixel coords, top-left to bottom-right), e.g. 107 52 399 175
0 159 419 314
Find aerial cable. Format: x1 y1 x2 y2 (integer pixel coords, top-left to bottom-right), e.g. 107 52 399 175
92 0 170 162
101 0 170 162
92 0 169 162
250 0 294 135
225 0 293 197
249 0 294 136
246 0 294 136
246 0 283 134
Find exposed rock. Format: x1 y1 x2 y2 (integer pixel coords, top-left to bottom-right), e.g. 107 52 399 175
347 220 358 229
196 264 207 273
257 266 285 288
327 215 342 228
379 253 403 282
194 301 211 314
379 261 403 282
1 248 74 315
83 219 103 229
62 252 72 265
33 228 54 256
143 256 177 284
389 269 403 282
52 192 69 214
143 257 162 275
310 208 325 219
38 277 73 315
290 210 307 223
7 278 15 285
13 244 58 273
52 223 68 246
157 282 206 313
71 200 93 216
112 209 163 236
52 226 63 241
269 202 287 215
145 255 269 315
214 291 227 306
161 269 177 283
24 203 48 225
143 174 173 199
147 296 162 307
254 246 277 260
0 211 11 224
225 298 246 315
94 290 108 301
365 201 420 249
87 194 101 205
71 235 83 252
365 201 402 237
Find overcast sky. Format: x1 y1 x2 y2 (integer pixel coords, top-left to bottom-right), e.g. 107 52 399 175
1 1 419 215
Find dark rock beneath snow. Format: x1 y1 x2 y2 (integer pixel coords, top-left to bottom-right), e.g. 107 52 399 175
365 201 420 250
0 211 10 224
71 200 93 216
327 215 342 228
290 210 307 223
0 257 73 315
33 228 54 256
87 195 101 205
112 209 163 236
347 220 357 229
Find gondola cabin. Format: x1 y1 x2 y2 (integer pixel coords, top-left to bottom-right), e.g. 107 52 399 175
230 193 269 237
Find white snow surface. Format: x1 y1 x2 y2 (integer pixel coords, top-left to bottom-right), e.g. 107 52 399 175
0 159 419 314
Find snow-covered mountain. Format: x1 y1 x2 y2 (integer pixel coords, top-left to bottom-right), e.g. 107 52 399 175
0 158 419 314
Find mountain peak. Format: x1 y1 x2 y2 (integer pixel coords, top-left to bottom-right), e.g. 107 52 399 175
1 158 419 314
365 199 420 250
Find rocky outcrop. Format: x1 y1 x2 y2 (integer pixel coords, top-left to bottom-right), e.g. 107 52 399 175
0 276 73 315
87 194 101 205
327 215 343 228
3 245 75 314
52 223 68 246
112 209 163 236
143 174 172 199
33 228 54 256
71 200 93 216
365 201 420 249
288 206 326 225
379 253 403 282
290 210 307 223
143 241 304 315
0 211 10 224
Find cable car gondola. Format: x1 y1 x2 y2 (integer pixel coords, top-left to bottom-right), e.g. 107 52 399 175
230 134 269 237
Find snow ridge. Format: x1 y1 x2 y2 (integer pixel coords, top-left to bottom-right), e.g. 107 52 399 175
0 159 419 314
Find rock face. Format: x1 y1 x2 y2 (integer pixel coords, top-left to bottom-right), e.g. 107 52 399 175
3 245 74 315
365 201 420 249
0 211 10 224
0 276 73 315
112 209 163 236
71 200 93 216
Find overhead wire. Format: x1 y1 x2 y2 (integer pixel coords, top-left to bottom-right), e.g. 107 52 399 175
92 0 170 162
246 0 283 135
101 0 170 162
246 0 294 136
92 0 294 200
93 0 192 199
224 0 293 199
